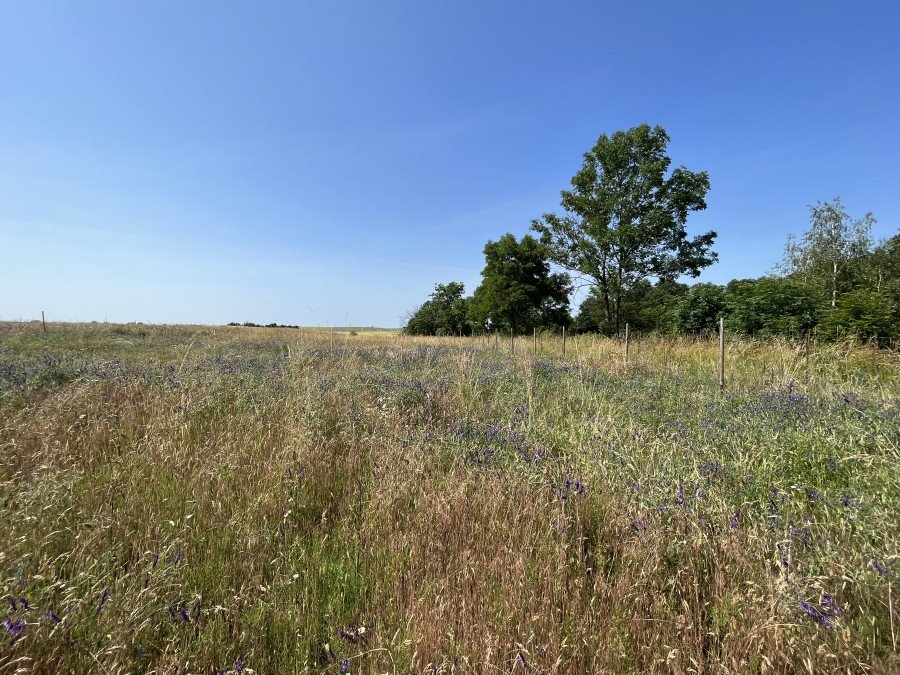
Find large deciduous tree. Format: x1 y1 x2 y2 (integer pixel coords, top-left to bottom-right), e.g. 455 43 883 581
532 124 717 335
470 233 570 334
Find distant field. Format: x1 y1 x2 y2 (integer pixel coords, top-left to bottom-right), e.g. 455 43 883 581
0 322 897 673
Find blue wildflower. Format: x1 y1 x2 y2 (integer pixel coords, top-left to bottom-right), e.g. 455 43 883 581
96 588 109 613
872 560 889 577
2 617 26 639
797 598 833 630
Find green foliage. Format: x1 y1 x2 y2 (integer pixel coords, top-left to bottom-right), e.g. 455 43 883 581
780 197 875 308
576 279 687 335
533 124 716 334
726 277 820 337
819 290 896 341
470 233 570 333
676 283 726 335
404 281 472 335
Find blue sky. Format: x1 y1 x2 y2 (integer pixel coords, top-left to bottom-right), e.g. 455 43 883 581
2 1 898 326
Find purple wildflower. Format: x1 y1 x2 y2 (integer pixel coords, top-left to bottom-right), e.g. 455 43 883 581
517 651 528 668
234 662 245 673
18 597 29 611
43 607 62 624
96 588 109 613
340 659 350 673
821 595 842 614
6 597 16 612
798 598 833 630
872 560 889 577
2 617 26 638
630 518 648 534
730 510 741 529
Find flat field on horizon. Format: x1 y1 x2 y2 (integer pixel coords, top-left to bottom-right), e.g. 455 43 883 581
1 323 898 673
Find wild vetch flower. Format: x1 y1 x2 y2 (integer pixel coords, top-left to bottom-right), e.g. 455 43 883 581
179 608 190 623
43 607 62 624
517 651 528 668
339 624 366 644
6 597 16 612
797 598 833 630
96 588 109 613
821 595 843 614
675 483 685 506
234 662 245 673
730 510 742 529
840 496 859 509
18 597 29 611
2 617 26 638
341 659 350 673
804 487 821 502
630 518 648 534
825 457 838 473
872 560 889 577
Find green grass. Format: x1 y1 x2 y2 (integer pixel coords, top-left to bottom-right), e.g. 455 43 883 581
0 322 897 673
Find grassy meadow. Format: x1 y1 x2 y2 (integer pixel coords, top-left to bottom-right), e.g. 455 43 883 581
1 322 898 674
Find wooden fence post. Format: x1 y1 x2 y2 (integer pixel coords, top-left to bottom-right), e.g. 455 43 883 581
510 328 514 355
624 323 630 365
804 329 811 385
562 326 566 357
42 311 47 333
718 317 725 389
533 327 537 356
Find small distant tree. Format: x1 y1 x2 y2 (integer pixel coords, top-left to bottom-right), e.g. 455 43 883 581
404 281 471 335
470 234 570 334
779 197 875 308
533 124 717 335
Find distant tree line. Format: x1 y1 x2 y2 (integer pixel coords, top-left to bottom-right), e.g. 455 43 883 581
404 124 899 344
228 322 301 329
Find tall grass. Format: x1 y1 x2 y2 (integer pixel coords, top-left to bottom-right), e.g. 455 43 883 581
1 322 897 673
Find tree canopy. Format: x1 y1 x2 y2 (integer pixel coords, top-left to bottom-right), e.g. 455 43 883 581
470 234 571 334
533 124 717 335
404 282 471 336
779 197 875 308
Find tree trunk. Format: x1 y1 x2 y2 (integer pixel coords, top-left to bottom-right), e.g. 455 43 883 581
832 260 838 308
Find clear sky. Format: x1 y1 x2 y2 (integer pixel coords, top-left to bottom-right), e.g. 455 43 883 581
2 1 898 326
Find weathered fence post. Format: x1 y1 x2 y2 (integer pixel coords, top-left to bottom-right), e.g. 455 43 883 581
510 328 514 355
533 327 537 357
718 317 725 389
562 326 566 357
624 323 630 366
804 329 810 385
42 311 47 333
